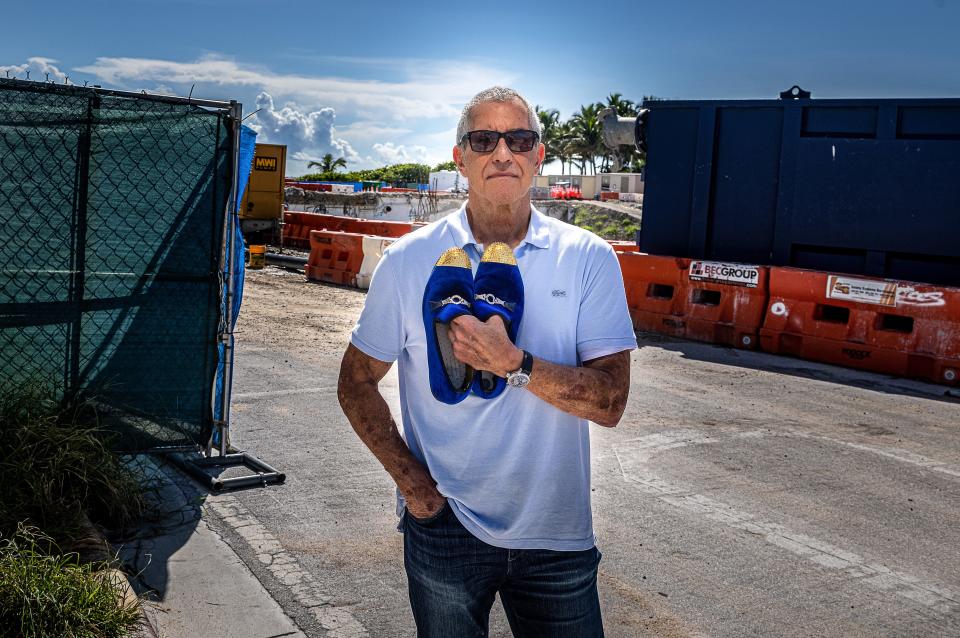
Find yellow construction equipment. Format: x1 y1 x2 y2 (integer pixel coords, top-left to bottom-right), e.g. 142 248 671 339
240 143 286 239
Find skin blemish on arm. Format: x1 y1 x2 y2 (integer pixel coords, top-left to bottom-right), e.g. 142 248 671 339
526 350 631 428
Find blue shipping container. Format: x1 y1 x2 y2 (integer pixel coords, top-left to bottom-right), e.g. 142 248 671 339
640 96 960 286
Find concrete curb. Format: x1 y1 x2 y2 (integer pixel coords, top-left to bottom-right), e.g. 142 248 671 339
116 454 307 638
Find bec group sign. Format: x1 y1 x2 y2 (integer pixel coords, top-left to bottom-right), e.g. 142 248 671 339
689 261 760 288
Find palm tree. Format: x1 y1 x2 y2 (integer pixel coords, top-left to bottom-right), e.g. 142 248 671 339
535 106 561 175
604 92 636 117
552 121 577 176
307 153 348 173
568 103 604 175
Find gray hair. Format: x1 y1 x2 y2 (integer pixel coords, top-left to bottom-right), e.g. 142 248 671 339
456 87 542 146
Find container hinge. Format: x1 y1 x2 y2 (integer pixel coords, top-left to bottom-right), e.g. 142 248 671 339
780 85 811 100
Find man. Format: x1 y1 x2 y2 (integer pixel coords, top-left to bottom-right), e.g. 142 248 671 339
338 86 636 637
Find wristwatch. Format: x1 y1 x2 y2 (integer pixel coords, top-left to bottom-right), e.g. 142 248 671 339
506 350 534 388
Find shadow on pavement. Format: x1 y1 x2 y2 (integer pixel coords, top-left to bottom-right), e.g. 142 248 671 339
115 454 270 603
114 455 207 603
635 332 960 406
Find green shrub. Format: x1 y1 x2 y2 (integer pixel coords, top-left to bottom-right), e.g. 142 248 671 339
0 525 141 638
0 383 144 545
572 206 640 241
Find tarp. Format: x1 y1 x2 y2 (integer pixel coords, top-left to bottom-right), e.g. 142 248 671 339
0 79 234 449
212 125 256 437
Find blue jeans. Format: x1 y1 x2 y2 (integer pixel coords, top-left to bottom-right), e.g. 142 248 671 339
402 500 604 637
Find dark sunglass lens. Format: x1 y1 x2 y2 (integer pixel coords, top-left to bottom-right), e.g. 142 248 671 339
470 131 498 152
505 131 537 152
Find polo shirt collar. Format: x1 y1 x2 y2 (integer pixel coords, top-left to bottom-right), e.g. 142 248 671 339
447 203 551 251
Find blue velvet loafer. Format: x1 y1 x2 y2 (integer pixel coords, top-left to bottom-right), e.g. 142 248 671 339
471 242 524 399
422 247 475 404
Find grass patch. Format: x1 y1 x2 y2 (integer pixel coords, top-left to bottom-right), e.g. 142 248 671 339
0 382 145 544
0 525 141 638
0 384 148 634
571 205 640 241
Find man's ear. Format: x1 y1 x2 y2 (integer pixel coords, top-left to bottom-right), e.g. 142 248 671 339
453 144 465 174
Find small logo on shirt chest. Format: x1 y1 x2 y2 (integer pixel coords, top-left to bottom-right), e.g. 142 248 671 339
552 289 567 298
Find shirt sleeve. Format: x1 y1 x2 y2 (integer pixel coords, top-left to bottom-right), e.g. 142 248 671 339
576 243 638 362
350 250 404 362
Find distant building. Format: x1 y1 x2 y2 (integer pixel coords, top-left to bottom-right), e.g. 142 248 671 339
429 170 469 192
532 172 644 200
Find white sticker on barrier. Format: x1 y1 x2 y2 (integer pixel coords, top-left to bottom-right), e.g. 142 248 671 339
896 287 946 307
688 261 760 288
770 302 788 317
826 276 898 307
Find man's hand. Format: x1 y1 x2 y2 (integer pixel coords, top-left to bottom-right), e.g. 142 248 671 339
448 315 522 377
404 479 446 519
338 344 445 517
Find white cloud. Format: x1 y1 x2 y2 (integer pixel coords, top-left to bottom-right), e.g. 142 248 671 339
418 126 460 148
372 142 430 165
147 84 176 96
335 121 413 144
1 57 68 83
75 54 515 122
59 52 517 174
248 92 359 164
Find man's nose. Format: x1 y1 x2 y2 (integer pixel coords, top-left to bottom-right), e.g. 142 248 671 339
491 136 514 162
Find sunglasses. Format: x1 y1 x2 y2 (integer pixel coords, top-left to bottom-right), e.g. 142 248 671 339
461 129 540 153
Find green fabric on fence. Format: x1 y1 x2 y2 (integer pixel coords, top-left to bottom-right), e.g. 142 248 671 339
0 80 233 450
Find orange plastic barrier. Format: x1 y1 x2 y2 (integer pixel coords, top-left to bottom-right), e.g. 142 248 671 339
618 253 770 349
600 192 620 201
759 268 960 385
305 230 366 286
283 212 418 248
608 240 637 253
281 211 315 248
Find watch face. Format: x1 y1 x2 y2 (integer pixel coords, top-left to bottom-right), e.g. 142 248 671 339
507 372 530 388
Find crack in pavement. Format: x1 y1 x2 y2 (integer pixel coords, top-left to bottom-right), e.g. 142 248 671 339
614 429 960 622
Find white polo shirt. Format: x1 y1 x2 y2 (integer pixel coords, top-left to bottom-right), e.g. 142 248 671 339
351 203 637 550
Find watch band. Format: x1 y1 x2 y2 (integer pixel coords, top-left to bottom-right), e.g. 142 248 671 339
506 350 534 388
519 350 533 376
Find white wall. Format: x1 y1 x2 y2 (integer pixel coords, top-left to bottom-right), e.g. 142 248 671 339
429 170 468 192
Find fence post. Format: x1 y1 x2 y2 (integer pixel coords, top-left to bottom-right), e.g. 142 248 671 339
215 100 242 457
66 93 99 401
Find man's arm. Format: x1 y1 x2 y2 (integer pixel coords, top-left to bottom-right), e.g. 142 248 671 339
337 343 445 517
448 316 631 427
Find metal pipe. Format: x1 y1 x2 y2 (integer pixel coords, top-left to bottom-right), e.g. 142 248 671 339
599 107 648 152
170 450 286 491
218 100 242 457
599 107 637 149
265 252 308 268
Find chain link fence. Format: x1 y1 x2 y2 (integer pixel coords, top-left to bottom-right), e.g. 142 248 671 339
0 79 236 450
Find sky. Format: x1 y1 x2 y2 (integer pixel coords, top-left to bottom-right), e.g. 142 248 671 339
3 0 959 175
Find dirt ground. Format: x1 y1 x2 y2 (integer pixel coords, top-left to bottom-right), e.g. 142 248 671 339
235 266 366 358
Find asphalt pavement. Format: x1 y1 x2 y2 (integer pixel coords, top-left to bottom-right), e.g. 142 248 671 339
190 305 960 637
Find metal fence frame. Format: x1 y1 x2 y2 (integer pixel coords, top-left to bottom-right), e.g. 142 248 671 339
0 79 283 490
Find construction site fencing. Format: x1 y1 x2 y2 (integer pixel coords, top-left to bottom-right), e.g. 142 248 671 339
0 79 237 450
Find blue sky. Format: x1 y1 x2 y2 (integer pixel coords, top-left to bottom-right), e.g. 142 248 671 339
3 0 959 175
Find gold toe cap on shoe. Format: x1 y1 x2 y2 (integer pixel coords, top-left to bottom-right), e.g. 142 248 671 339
480 242 516 265
436 247 471 268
